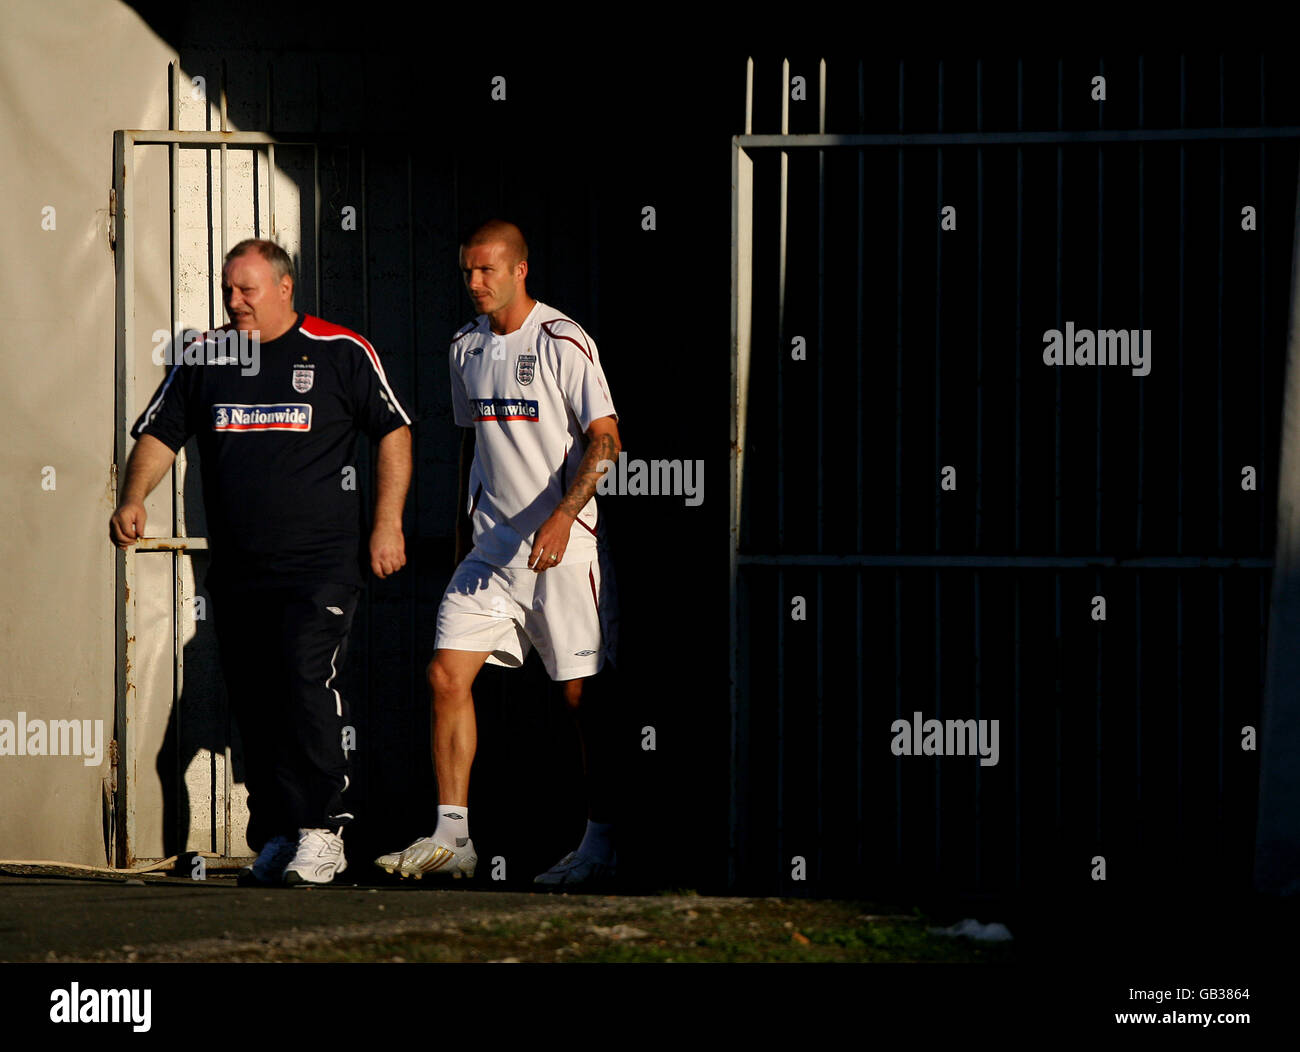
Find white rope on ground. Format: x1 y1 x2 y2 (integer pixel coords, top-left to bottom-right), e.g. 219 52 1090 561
0 852 242 875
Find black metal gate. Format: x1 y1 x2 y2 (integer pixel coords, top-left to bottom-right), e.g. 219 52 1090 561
730 55 1300 897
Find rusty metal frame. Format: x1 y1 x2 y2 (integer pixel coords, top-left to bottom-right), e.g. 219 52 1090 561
112 103 328 865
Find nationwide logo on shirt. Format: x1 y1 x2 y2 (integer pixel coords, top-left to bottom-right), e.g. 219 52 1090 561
212 403 313 432
472 397 539 422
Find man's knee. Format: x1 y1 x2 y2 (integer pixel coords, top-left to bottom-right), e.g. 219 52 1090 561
428 656 475 707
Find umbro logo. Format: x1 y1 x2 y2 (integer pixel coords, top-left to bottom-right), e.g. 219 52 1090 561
466 348 483 357
443 812 464 820
326 606 343 615
574 650 597 657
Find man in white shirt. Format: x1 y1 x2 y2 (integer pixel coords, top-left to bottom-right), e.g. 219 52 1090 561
376 219 622 888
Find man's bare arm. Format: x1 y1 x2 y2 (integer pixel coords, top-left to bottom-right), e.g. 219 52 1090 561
109 433 177 547
526 415 621 571
370 425 411 578
557 417 620 520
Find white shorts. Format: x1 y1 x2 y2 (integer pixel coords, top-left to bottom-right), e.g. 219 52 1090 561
433 550 618 681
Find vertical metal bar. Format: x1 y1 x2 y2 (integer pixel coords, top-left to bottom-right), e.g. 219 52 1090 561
1054 59 1064 848
268 143 277 242
1055 571 1063 843
1218 57 1226 554
1055 59 1064 557
1136 58 1147 857
1095 566 1102 844
976 59 984 553
817 58 826 553
777 565 785 889
1015 60 1023 555
856 570 863 874
168 60 191 856
1260 56 1269 557
1258 57 1269 775
1216 58 1227 846
934 58 944 556
855 59 865 880
857 59 865 554
815 57 826 885
219 61 228 263
113 130 136 866
314 146 321 315
1178 56 1186 557
407 150 418 771
1177 57 1186 842
896 60 905 555
1135 575 1143 851
218 64 232 854
974 568 982 886
777 59 789 549
1095 58 1105 851
1096 57 1105 556
1138 57 1147 553
1177 576 1184 838
1014 58 1024 887
1218 570 1226 837
730 131 754 889
895 58 905 878
894 569 903 872
934 58 943 877
974 57 984 886
1014 575 1022 887
776 58 790 892
361 147 372 740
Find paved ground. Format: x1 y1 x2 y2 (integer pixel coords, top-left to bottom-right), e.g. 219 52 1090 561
0 865 1014 964
3 863 1294 967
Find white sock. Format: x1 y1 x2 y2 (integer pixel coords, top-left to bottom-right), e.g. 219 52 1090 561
577 820 614 862
434 805 469 847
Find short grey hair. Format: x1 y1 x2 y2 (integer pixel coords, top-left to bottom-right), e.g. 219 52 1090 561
226 238 295 286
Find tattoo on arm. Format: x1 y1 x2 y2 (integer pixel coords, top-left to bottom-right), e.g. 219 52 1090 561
558 432 618 519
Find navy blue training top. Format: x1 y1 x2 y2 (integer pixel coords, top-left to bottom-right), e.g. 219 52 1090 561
131 313 412 590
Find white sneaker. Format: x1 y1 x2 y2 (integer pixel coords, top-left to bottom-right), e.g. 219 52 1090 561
375 835 477 879
237 834 296 887
282 828 347 885
533 849 617 889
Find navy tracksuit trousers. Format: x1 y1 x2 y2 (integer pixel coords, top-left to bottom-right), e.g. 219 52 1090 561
210 580 361 853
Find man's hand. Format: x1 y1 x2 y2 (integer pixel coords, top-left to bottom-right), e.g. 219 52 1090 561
108 433 177 548
528 509 574 572
109 501 148 548
370 520 406 578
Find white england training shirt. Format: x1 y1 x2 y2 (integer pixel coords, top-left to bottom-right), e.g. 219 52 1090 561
449 301 617 568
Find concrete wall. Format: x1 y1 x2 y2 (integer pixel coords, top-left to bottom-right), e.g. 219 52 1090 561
0 0 177 863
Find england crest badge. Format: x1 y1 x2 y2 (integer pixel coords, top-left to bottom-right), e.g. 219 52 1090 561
515 353 536 386
292 366 315 393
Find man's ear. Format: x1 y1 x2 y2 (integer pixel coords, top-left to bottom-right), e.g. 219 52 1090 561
517 259 529 283
281 275 294 302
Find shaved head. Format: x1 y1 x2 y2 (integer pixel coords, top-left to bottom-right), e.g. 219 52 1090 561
462 219 529 267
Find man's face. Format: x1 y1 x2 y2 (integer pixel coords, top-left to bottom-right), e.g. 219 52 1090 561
222 251 292 333
460 241 521 316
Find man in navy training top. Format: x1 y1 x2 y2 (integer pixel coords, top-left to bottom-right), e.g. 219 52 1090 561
109 238 412 886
